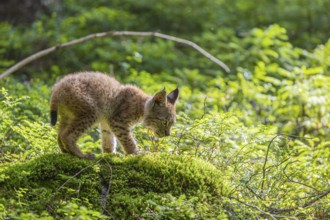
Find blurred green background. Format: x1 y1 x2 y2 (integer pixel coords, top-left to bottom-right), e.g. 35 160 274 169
0 0 329 218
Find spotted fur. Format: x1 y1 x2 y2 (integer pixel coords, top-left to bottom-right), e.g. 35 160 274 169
50 72 179 159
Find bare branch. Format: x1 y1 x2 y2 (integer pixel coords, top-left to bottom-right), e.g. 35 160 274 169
261 135 279 192
0 31 230 80
269 188 330 214
301 188 330 209
201 96 208 119
99 158 114 218
47 158 102 214
283 160 320 192
54 158 102 196
229 196 277 220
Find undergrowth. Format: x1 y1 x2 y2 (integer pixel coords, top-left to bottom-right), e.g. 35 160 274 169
0 153 228 219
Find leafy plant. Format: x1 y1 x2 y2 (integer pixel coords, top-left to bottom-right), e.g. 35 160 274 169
1 1 330 218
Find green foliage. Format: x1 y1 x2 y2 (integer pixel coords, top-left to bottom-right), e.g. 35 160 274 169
0 153 227 219
135 112 330 218
0 86 57 162
1 0 330 219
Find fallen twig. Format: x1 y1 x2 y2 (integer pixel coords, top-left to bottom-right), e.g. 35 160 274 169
99 158 113 218
261 135 279 192
0 31 230 80
269 188 330 214
48 157 114 217
54 159 102 195
229 196 277 220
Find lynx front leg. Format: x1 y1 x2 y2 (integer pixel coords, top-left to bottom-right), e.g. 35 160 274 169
110 121 139 154
100 121 117 153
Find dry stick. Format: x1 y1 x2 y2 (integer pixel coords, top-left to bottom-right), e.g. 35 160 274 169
0 31 230 80
49 158 115 217
260 133 315 192
282 160 320 192
229 196 277 220
257 134 329 215
47 158 102 213
261 134 279 192
99 158 113 218
54 159 102 196
301 188 330 208
201 96 208 119
269 188 330 214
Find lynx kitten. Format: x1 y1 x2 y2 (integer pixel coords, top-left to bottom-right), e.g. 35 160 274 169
50 72 179 159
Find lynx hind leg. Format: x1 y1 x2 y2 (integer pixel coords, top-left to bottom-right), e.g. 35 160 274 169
57 117 70 153
58 134 68 153
100 121 117 153
60 117 96 160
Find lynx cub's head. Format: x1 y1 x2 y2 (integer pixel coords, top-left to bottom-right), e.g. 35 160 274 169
143 88 179 137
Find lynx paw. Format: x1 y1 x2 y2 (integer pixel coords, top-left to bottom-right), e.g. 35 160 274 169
135 149 150 155
110 151 124 156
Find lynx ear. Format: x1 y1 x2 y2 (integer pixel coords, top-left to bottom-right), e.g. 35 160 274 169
167 88 179 105
153 88 167 106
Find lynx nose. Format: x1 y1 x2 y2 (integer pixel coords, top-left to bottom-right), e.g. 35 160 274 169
165 130 170 136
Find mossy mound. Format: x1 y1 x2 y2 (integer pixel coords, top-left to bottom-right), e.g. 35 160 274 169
0 153 228 219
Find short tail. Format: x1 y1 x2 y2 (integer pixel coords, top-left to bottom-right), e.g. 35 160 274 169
50 110 57 126
50 93 58 126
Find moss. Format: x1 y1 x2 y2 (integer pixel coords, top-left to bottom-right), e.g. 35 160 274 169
0 153 228 219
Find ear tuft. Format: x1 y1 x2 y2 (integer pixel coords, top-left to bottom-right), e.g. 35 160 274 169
153 89 167 105
167 88 179 105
